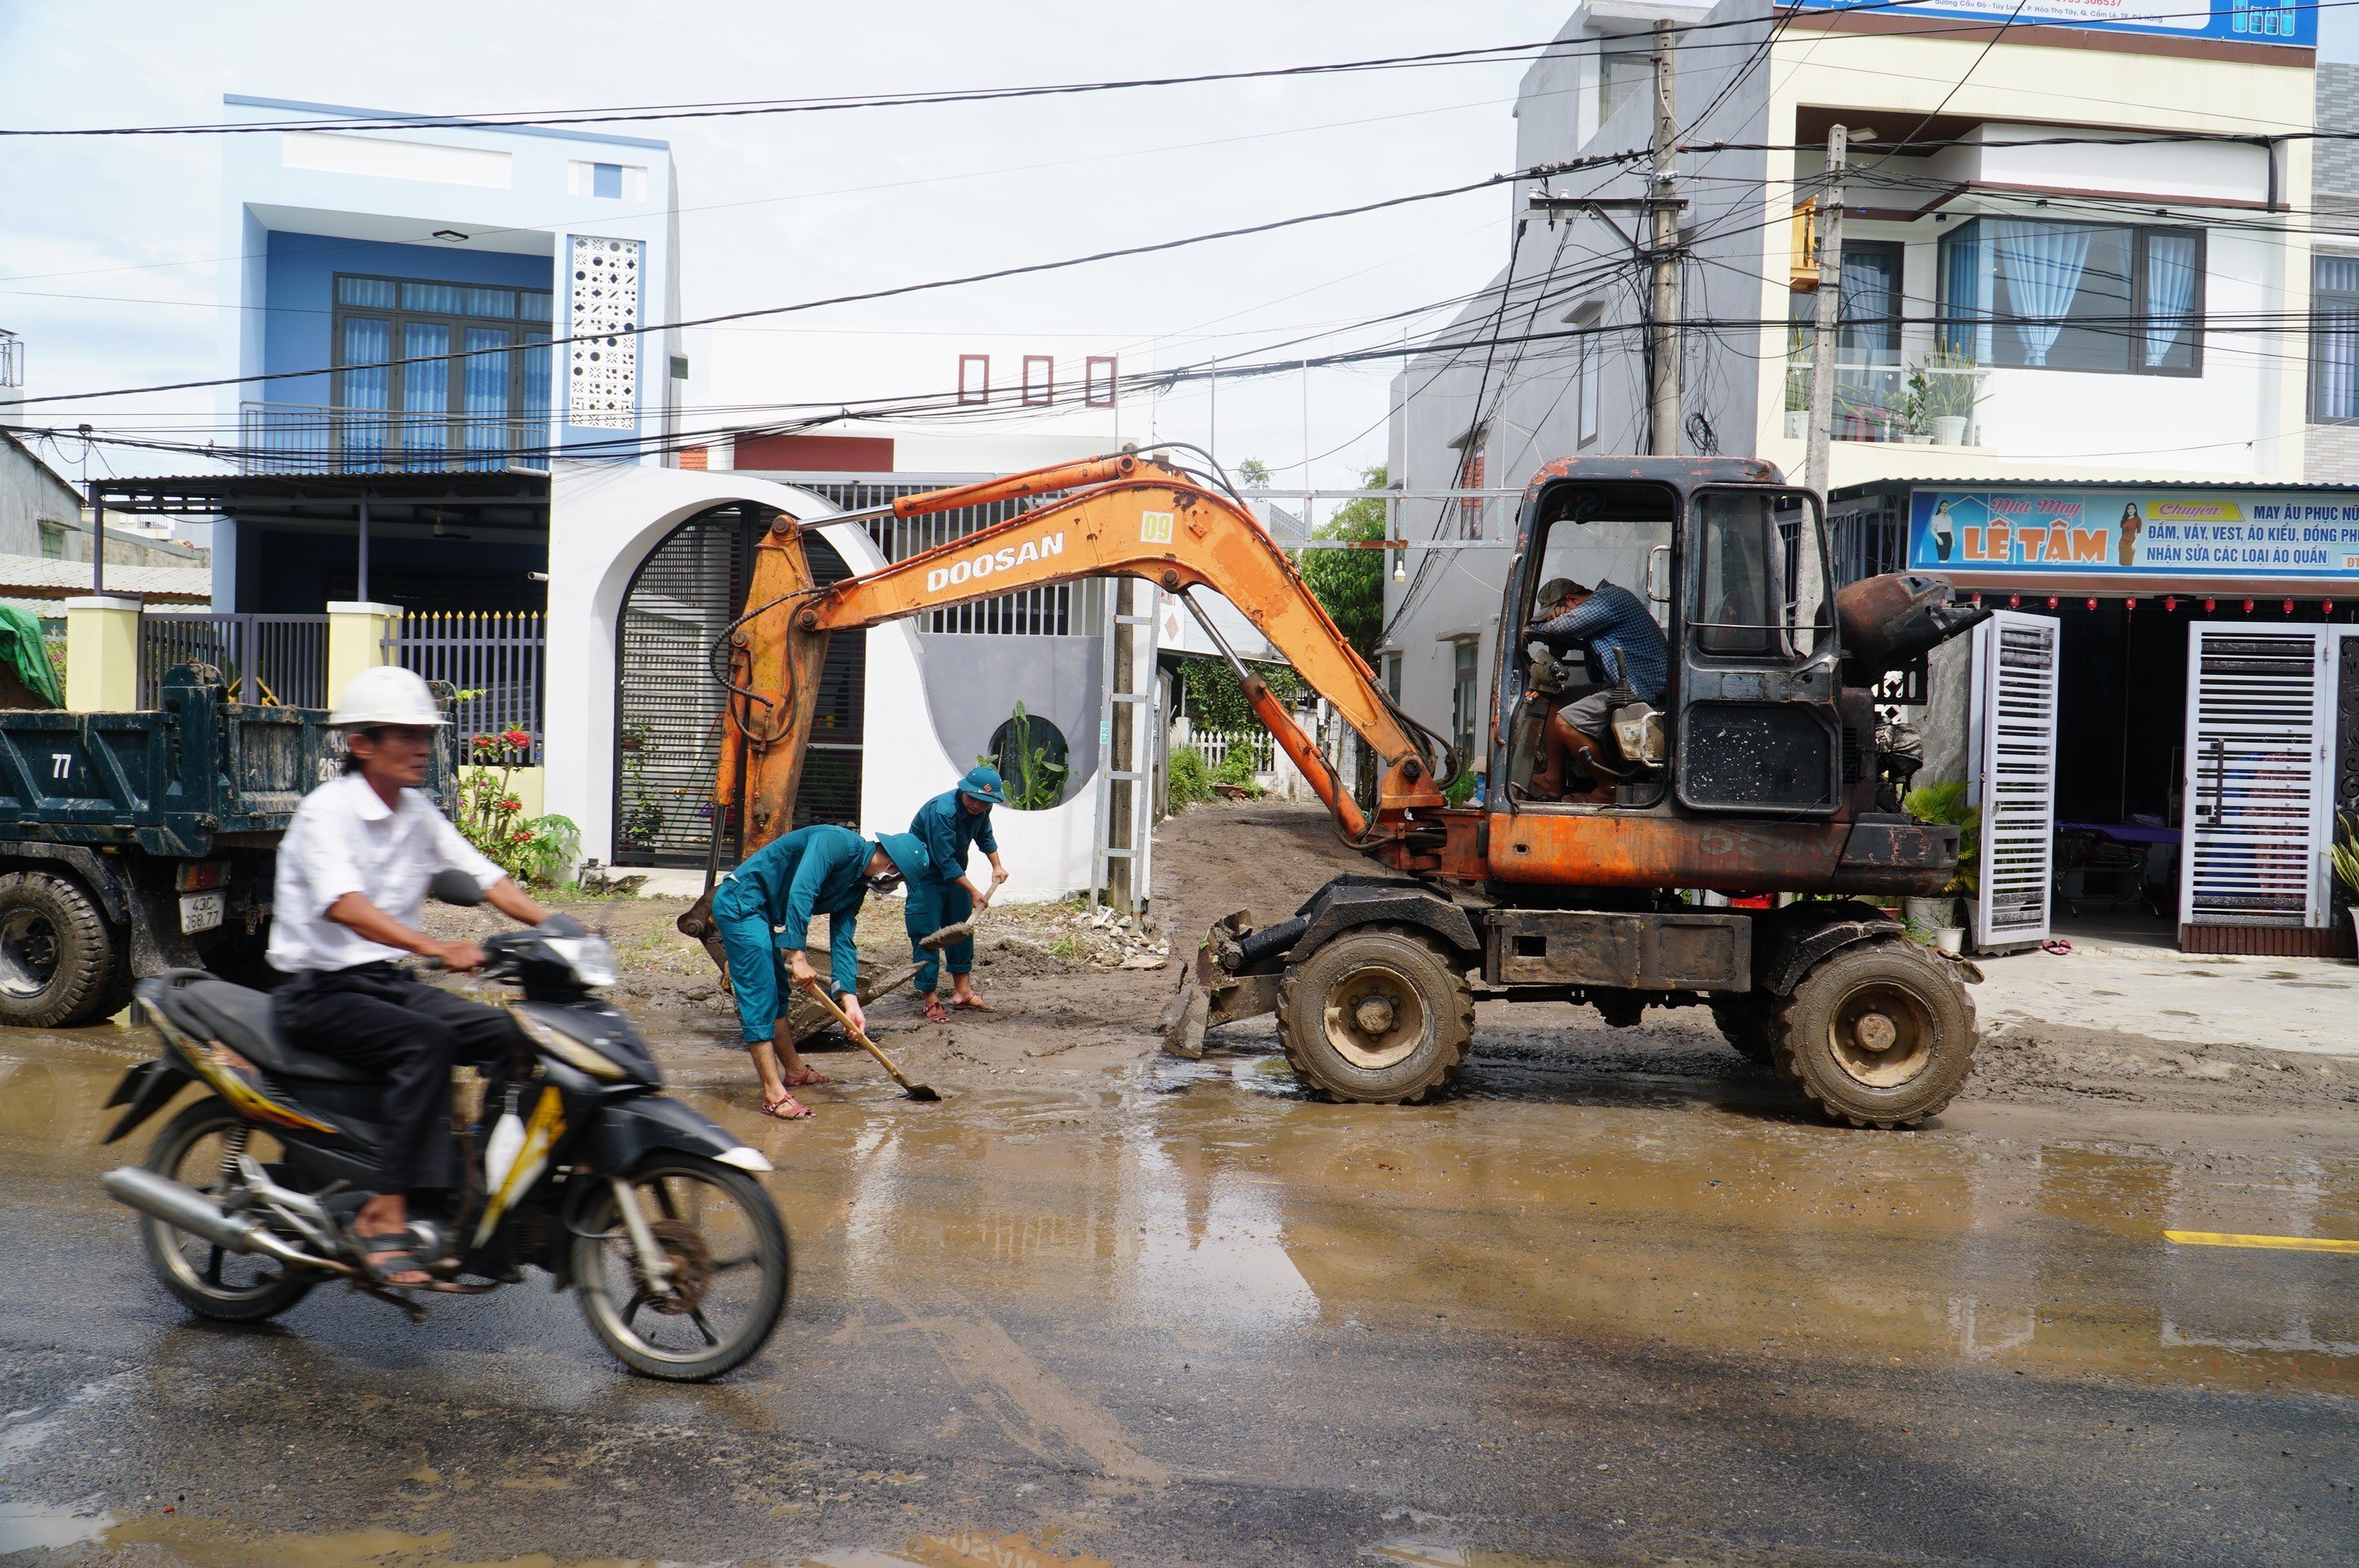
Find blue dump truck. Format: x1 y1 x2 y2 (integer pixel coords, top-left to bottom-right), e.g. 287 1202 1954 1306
0 664 445 1026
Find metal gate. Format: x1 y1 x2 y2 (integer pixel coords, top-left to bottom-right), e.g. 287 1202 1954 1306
612 507 863 867
1967 611 2059 951
139 613 329 708
2179 624 2335 931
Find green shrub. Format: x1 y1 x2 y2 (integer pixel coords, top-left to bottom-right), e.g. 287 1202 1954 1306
1210 746 1264 797
1903 780 1980 898
1167 744 1214 809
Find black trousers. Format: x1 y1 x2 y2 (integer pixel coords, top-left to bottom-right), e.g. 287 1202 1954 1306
272 963 525 1196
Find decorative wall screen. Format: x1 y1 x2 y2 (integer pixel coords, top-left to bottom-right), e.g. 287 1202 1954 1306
613 507 863 866
567 235 641 429
2179 625 2335 929
1968 611 2059 949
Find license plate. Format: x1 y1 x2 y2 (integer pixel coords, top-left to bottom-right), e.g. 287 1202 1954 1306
180 891 224 934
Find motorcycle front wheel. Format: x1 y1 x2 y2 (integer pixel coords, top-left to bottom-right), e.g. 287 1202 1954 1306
139 1097 318 1323
569 1155 789 1381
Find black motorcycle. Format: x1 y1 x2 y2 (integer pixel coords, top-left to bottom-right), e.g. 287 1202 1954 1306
97 871 788 1381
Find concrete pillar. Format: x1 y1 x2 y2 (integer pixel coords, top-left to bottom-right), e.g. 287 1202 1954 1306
64 595 142 712
325 601 402 709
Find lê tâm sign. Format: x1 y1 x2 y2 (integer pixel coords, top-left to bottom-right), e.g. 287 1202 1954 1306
1908 488 2359 579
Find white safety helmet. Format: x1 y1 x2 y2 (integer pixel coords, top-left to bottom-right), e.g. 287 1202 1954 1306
329 665 447 728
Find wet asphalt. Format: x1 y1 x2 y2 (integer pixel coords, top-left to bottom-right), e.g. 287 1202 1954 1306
2 1013 2356 1568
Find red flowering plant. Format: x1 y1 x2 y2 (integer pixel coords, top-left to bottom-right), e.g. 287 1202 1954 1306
453 722 579 885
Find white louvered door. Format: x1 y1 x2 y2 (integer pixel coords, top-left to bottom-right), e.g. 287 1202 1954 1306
2179 625 2333 931
1968 612 2059 951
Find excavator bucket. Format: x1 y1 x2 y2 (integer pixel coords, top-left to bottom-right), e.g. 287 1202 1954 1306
676 513 830 956
722 514 834 855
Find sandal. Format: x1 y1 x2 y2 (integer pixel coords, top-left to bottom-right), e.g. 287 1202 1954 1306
761 1093 812 1120
781 1065 831 1087
2042 938 2073 955
923 998 951 1024
951 995 998 1013
356 1230 431 1287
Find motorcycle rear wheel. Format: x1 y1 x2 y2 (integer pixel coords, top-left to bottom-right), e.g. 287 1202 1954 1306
139 1098 318 1323
570 1155 789 1381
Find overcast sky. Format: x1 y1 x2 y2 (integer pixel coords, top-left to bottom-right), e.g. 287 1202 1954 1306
2 0 2350 501
0 0 1580 498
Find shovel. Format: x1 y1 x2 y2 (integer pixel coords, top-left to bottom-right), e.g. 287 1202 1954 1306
794 977 942 1102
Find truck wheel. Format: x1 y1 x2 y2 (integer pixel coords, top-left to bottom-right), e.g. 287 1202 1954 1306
1277 926 1473 1105
1709 996 1776 1065
1772 940 1976 1128
0 870 128 1028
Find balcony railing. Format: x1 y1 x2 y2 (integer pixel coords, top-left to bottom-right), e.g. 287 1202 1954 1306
1782 361 1988 447
238 401 547 474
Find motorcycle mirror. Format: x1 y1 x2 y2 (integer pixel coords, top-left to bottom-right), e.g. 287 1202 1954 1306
428 869 484 906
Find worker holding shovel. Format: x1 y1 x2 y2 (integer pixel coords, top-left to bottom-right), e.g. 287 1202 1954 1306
711 823 932 1119
906 764 1012 1024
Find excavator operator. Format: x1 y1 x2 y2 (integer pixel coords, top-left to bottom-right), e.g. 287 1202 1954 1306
1523 576 1669 800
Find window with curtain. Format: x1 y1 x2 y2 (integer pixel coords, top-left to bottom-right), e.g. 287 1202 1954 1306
1937 220 2201 376
331 274 557 469
2311 255 2359 423
1785 242 1903 366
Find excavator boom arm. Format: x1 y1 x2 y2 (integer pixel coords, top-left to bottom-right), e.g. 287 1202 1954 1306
717 458 1445 856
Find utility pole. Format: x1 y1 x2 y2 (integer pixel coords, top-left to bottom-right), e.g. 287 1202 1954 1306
1801 125 1866 635
1803 125 1853 499
1647 17 1680 457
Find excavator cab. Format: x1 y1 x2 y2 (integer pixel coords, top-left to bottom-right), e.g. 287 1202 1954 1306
1493 463 1836 818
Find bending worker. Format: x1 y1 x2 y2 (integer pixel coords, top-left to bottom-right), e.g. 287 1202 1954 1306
906 764 1012 1023
269 666 550 1288
711 823 932 1120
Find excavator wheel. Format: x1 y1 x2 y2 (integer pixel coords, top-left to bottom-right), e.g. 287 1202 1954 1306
1708 996 1776 1065
1276 925 1473 1105
1770 939 1977 1129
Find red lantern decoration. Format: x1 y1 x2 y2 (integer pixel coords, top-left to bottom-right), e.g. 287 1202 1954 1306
2126 597 2139 610
2284 599 2295 614
2008 593 2021 608
1970 593 1983 607
2326 601 2337 615
2165 596 2177 612
2204 597 2216 612
2243 598 2255 613
2086 597 2099 612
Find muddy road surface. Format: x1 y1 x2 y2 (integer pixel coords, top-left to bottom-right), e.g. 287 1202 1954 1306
3 804 2355 1566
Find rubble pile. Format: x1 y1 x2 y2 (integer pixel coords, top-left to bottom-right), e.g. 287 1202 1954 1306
992 902 1175 971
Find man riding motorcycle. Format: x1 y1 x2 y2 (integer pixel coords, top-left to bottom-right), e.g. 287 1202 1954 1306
267 665 551 1287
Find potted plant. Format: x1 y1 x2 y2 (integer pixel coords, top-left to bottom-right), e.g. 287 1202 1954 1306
1903 781 1980 944
2332 812 2359 956
1910 347 1986 446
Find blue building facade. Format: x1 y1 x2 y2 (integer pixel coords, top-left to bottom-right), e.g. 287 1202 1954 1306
210 96 682 612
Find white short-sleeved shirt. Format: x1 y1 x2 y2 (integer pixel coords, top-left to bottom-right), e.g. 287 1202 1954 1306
267 772 507 973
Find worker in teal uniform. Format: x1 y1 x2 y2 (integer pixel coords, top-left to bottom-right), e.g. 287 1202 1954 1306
711 823 931 1119
906 765 1012 1023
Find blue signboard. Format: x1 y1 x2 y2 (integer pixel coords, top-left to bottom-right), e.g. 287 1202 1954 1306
1781 0 2314 49
1909 490 2359 581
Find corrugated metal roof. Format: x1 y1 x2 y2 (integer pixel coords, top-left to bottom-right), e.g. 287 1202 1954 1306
0 554 211 602
1837 477 2359 494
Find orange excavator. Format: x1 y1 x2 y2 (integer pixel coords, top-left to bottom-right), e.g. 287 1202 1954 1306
689 446 1991 1128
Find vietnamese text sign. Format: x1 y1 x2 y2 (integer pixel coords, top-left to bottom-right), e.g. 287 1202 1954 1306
1780 0 2313 48
1908 490 2359 580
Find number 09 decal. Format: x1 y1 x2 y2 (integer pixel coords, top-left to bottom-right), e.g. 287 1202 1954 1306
1139 512 1175 545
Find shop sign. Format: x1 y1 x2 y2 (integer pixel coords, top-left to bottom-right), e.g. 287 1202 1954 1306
1780 0 2312 49
1907 489 2359 579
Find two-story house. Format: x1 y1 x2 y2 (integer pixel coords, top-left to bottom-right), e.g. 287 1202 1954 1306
1389 0 2358 956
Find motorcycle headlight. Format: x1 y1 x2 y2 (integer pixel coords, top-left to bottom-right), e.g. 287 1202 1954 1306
513 1009 625 1082
545 935 619 989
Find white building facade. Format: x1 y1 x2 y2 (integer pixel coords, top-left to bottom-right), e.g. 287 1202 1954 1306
1390 0 2359 956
